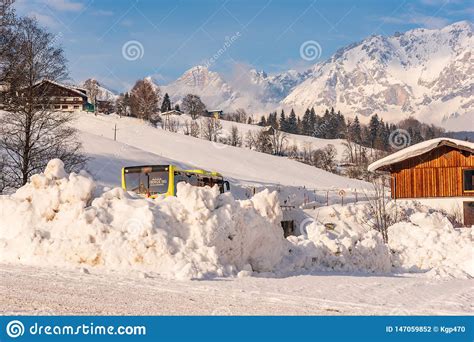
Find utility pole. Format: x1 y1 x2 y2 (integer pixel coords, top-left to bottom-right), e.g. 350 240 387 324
113 124 118 141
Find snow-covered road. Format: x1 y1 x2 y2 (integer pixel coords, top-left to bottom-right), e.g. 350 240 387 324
1 264 472 316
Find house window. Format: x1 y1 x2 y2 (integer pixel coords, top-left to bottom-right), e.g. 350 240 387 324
54 105 60 109
62 105 68 109
463 169 474 192
73 105 79 109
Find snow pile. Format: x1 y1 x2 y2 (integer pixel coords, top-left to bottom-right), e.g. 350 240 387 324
389 212 473 278
296 203 473 278
281 223 392 274
0 160 286 280
0 160 471 280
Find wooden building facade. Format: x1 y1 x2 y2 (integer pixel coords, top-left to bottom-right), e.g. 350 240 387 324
389 144 473 199
368 138 474 226
31 79 89 112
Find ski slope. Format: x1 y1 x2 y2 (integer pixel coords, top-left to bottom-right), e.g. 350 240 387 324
75 112 369 192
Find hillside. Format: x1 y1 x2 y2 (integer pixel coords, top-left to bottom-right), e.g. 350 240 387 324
74 112 368 193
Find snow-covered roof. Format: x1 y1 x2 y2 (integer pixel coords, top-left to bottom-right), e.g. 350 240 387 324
368 138 474 172
34 79 88 98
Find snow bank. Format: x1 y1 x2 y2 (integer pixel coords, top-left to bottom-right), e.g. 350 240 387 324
0 160 471 279
389 212 473 278
296 203 473 278
0 160 286 280
279 221 392 274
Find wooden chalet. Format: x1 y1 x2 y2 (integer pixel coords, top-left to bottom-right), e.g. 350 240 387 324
368 138 474 226
31 79 89 112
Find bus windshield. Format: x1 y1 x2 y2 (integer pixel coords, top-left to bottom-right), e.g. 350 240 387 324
124 168 169 195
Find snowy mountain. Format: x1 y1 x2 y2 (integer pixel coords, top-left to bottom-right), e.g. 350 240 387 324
249 69 310 103
283 21 473 130
148 21 472 130
96 84 118 102
81 79 118 102
152 65 308 113
159 65 238 110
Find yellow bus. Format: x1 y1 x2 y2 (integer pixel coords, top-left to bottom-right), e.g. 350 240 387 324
121 165 230 198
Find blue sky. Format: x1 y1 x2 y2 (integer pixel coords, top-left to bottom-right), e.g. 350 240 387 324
14 0 473 92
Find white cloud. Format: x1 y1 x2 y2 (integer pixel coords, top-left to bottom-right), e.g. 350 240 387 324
42 0 84 12
27 10 60 28
420 0 462 6
381 13 450 29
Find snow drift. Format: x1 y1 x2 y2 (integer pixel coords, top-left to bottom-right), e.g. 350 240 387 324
296 203 473 278
0 160 471 279
0 159 286 280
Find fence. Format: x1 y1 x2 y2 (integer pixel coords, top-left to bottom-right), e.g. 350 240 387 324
241 185 379 209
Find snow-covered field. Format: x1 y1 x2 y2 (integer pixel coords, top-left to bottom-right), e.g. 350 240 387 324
75 112 360 190
0 112 472 315
1 263 472 315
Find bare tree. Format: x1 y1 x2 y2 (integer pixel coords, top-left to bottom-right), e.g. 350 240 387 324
219 125 242 146
269 129 288 156
83 78 99 108
163 116 179 132
201 117 222 141
0 17 86 188
115 92 130 117
364 176 397 243
255 129 273 154
243 129 272 153
183 119 200 138
244 130 256 150
182 94 206 120
0 154 7 192
130 79 160 120
287 144 299 159
228 125 242 146
309 145 337 173
235 108 247 123
0 0 17 85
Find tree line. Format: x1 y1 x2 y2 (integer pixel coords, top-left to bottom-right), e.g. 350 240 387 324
257 107 445 152
114 83 209 122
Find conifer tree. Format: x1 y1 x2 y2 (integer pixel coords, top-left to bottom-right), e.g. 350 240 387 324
368 114 380 148
279 109 288 132
301 108 311 136
287 108 297 134
350 116 362 143
160 93 171 112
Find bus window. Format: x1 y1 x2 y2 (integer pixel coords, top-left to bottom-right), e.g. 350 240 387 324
124 172 149 195
148 171 169 195
186 173 199 186
174 171 188 190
